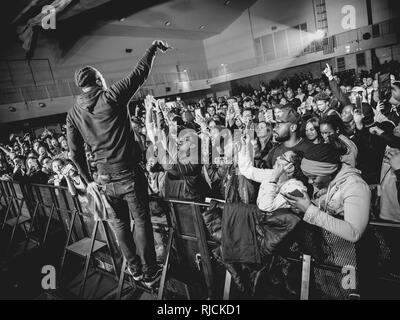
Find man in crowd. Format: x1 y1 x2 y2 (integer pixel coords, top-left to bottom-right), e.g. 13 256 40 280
265 107 313 168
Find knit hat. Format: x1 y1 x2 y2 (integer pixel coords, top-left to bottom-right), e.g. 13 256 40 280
74 66 98 88
301 144 341 176
303 143 342 164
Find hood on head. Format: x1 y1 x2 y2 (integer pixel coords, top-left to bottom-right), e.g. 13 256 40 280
75 87 102 113
330 164 362 188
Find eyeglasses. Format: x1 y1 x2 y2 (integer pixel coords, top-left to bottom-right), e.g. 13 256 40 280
275 121 290 127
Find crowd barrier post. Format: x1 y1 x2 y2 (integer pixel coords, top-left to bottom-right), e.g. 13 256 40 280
300 254 312 300
222 271 232 300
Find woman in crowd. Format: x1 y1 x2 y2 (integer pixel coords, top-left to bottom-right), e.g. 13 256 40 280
41 156 53 176
254 121 274 168
303 117 322 144
320 115 358 167
283 143 370 243
26 156 48 184
11 155 27 181
49 158 67 187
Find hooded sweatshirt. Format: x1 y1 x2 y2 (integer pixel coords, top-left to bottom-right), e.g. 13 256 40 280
303 164 370 243
66 44 158 182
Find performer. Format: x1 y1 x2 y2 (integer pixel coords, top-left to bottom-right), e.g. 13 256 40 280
66 40 170 287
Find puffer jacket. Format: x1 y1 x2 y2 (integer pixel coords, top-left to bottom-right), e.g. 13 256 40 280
202 203 301 257
202 202 301 294
304 164 370 243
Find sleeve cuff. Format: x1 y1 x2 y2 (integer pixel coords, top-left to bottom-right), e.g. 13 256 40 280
303 204 320 224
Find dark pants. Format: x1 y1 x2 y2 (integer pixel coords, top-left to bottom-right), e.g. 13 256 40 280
98 167 156 273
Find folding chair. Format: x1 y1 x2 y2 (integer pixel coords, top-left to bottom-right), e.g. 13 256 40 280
23 183 66 251
1 181 32 258
59 189 118 299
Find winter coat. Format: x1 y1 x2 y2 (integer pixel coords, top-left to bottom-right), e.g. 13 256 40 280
304 165 370 243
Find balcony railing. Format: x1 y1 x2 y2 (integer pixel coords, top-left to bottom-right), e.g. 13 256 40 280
0 18 398 105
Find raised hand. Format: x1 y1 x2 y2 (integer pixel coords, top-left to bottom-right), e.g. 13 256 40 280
323 63 333 79
144 95 154 111
369 126 384 136
352 109 364 129
152 40 171 52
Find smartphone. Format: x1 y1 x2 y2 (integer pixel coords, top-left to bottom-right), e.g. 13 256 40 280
233 102 241 115
288 189 304 197
195 108 203 118
61 163 74 176
355 95 363 114
378 73 391 101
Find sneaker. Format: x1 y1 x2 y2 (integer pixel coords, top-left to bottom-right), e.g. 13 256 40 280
143 265 163 287
127 264 143 281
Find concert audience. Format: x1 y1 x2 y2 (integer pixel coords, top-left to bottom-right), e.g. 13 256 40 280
1 60 400 237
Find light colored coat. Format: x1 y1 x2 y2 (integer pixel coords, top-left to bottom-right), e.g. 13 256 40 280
304 165 370 243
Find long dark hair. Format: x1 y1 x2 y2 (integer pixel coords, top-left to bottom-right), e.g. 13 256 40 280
289 151 314 198
302 116 322 142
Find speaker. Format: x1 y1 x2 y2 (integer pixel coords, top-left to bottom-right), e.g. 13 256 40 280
362 32 371 40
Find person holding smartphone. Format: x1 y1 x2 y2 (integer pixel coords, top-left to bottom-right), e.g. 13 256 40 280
283 143 370 243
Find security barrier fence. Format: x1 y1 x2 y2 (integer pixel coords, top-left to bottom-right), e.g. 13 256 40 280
0 179 399 300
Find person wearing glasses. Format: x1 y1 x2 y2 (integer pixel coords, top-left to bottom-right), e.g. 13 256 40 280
264 107 313 169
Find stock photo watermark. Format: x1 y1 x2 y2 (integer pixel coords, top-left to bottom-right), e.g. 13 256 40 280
41 265 56 290
41 5 57 30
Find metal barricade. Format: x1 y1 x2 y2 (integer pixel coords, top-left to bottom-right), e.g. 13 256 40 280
1 180 399 300
0 180 32 259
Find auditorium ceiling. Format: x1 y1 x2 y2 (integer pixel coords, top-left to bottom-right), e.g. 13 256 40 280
5 0 258 41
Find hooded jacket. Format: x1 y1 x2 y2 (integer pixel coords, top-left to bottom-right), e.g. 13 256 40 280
66 44 158 182
303 165 370 243
339 134 358 167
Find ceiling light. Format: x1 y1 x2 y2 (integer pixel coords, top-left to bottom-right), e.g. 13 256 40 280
183 69 187 72
224 0 231 5
39 102 46 108
119 17 125 22
8 106 16 112
199 25 206 29
164 21 171 26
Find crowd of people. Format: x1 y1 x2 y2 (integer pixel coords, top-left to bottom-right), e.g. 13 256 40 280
1 63 400 232
1 40 400 292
